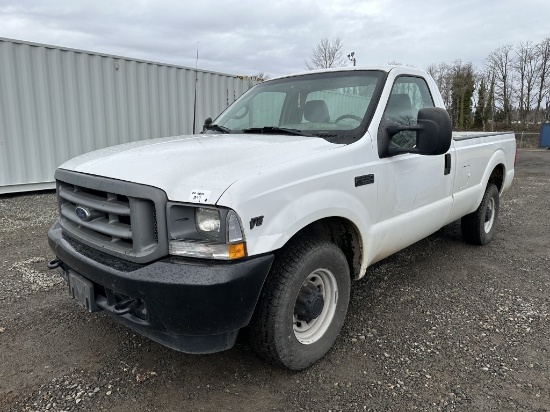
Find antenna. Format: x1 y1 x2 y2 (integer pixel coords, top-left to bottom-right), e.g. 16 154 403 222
192 42 199 134
196 42 199 71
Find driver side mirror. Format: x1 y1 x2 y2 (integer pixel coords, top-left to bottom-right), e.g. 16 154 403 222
387 107 452 156
203 117 213 132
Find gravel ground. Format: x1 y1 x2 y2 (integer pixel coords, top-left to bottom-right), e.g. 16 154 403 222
0 149 549 412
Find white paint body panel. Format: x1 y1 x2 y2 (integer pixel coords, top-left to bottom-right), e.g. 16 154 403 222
57 66 516 278
60 133 343 204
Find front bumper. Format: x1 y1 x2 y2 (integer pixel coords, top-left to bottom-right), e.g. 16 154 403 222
48 220 274 353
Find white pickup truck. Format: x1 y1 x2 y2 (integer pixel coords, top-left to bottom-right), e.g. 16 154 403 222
48 66 515 370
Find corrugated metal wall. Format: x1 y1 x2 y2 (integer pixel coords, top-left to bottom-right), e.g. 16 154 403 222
0 38 257 194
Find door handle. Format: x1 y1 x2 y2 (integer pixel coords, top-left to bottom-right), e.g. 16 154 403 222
444 153 451 175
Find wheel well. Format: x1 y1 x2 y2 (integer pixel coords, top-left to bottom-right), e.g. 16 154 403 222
292 217 363 279
488 164 505 192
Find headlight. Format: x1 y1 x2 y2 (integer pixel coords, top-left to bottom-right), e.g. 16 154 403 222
167 203 246 260
196 208 220 233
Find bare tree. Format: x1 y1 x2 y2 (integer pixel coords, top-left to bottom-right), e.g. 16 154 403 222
427 62 452 108
487 45 514 126
388 61 416 67
254 72 270 82
425 37 550 128
305 37 347 70
426 61 475 129
486 72 496 131
535 37 550 123
514 41 539 127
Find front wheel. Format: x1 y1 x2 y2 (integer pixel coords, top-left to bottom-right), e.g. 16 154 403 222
249 238 351 370
461 183 500 245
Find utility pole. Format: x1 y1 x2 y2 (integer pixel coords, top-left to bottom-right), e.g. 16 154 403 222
347 52 356 66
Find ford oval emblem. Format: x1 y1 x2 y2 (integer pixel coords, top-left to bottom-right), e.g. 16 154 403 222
75 206 92 222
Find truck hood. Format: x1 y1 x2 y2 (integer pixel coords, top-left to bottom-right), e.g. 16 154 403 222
60 134 342 203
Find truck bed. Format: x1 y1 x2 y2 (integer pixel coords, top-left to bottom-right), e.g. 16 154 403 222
452 131 515 141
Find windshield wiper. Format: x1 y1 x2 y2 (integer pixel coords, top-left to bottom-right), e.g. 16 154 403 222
311 132 339 138
241 126 307 136
203 123 231 134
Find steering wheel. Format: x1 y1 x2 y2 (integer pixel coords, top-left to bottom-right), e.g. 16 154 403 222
334 114 362 124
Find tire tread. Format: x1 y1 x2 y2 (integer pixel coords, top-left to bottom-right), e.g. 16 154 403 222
249 237 348 369
461 183 499 245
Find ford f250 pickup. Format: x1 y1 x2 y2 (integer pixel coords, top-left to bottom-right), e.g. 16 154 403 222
48 66 516 370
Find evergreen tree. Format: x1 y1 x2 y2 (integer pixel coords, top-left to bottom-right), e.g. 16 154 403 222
450 61 475 130
473 79 486 129
485 74 495 131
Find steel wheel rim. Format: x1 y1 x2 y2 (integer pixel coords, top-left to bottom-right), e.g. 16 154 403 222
293 268 338 345
484 197 495 233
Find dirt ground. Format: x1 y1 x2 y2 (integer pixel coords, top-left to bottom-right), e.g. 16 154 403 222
0 149 549 412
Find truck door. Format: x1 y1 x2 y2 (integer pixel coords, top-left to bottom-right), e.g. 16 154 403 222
372 75 454 261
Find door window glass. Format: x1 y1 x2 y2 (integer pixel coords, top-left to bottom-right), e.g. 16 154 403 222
378 76 435 156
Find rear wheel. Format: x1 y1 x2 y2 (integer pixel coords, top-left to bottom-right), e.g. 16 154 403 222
461 183 500 245
249 238 351 370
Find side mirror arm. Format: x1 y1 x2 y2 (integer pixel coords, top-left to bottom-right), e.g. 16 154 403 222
387 124 422 137
386 124 422 156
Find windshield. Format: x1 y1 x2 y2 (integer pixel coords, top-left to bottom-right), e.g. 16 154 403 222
210 70 386 143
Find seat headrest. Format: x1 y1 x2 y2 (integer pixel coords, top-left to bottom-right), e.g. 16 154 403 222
304 100 330 123
387 93 412 113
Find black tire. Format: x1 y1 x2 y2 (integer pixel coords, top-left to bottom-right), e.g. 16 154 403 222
461 183 500 245
249 237 351 370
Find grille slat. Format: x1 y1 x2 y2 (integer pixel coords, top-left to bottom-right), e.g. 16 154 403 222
61 204 133 239
59 185 130 215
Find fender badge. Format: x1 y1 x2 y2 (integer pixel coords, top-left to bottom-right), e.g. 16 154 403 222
250 216 264 229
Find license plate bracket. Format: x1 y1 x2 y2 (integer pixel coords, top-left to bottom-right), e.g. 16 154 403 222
68 272 100 312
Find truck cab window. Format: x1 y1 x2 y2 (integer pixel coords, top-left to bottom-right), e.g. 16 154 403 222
304 86 375 128
378 76 435 157
225 91 286 130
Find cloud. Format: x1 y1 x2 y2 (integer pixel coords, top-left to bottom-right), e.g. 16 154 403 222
1 0 549 77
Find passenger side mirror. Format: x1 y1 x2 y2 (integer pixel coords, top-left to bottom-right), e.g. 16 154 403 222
387 107 452 156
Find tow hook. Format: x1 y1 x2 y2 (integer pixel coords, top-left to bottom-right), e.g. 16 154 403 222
47 258 63 270
113 298 140 315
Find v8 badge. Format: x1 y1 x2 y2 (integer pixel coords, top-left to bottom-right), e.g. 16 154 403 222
250 216 264 229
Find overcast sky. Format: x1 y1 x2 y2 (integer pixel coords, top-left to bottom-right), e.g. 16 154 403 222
1 0 549 78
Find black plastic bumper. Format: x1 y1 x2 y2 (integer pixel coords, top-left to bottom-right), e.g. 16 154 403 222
48 220 274 354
